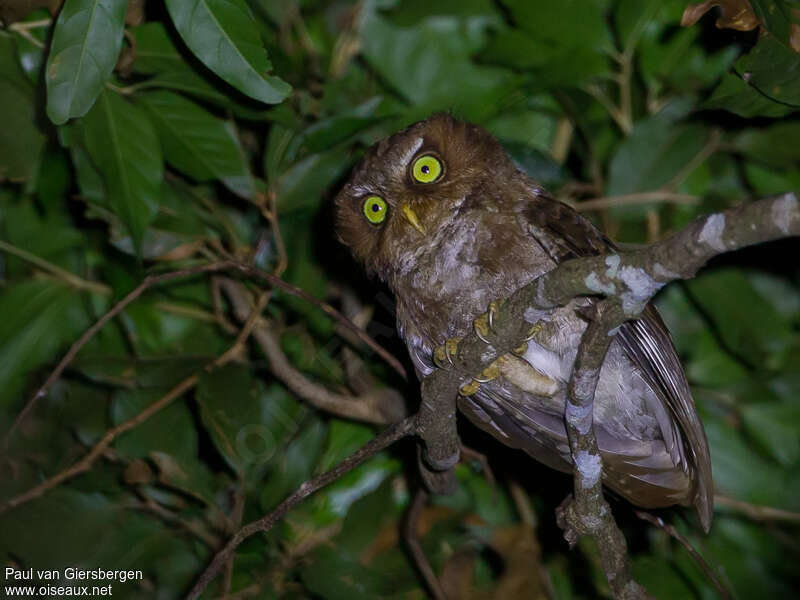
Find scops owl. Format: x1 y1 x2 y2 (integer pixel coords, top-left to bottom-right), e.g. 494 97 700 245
334 114 713 531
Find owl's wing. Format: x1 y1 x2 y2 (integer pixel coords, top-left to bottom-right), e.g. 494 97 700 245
519 192 713 531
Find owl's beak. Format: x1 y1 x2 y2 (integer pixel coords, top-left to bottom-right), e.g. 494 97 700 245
401 204 426 235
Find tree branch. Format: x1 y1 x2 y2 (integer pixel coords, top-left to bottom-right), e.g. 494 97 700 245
182 193 797 600
414 192 799 599
185 416 417 600
3 259 406 453
219 278 407 424
635 511 732 599
2 261 236 451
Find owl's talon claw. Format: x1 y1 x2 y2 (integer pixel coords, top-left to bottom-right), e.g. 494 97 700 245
474 313 491 344
524 323 542 341
433 337 461 369
487 300 503 332
472 361 500 383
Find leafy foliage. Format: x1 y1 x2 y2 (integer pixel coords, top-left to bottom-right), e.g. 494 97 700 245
1 0 800 598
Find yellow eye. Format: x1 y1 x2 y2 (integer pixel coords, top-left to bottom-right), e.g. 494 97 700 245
412 154 443 183
363 195 388 224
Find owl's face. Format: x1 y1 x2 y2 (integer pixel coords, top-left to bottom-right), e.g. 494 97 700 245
335 114 516 280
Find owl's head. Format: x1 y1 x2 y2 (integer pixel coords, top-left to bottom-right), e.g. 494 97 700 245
334 113 516 279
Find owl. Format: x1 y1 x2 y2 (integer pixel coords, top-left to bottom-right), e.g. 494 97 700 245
334 114 713 531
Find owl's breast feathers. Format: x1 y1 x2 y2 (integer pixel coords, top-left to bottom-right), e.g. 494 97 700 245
391 190 713 531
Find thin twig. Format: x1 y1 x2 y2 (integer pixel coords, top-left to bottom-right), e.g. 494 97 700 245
185 416 416 600
404 488 448 600
220 279 406 424
635 511 732 600
575 191 698 211
230 264 407 378
0 274 280 515
617 53 634 134
8 18 52 31
213 288 273 367
7 26 45 48
0 239 110 294
585 84 631 134
1 261 235 451
126 496 222 549
0 373 200 514
666 129 721 190
258 192 288 278
715 495 800 524
222 481 247 599
3 259 406 450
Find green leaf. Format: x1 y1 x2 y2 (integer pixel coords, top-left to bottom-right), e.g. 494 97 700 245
1 200 84 273
301 546 406 600
750 0 800 50
734 122 800 169
741 401 800 465
0 281 89 408
165 0 291 105
276 148 353 212
45 0 128 124
260 418 327 511
0 488 203 597
487 109 557 153
705 35 800 117
149 450 219 506
78 90 163 249
632 556 697 600
298 98 385 154
614 0 662 53
484 0 613 88
197 365 303 477
0 33 46 181
132 22 266 114
686 268 793 366
111 389 198 462
360 12 517 119
638 8 739 95
704 72 794 118
607 105 708 196
704 415 800 508
701 518 798 599
131 22 187 75
743 162 800 195
138 90 256 199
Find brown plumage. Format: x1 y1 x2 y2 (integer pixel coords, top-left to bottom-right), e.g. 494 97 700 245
335 114 713 531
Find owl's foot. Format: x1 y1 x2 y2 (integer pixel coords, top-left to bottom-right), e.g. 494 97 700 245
473 299 504 343
509 323 543 356
433 337 461 369
460 353 560 398
458 360 502 396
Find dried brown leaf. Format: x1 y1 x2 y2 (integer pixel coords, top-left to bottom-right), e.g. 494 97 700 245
681 0 761 31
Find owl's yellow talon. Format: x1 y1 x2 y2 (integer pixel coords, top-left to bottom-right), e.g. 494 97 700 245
446 337 460 357
433 346 449 368
524 323 542 341
473 360 501 383
474 313 491 343
511 342 529 356
433 336 462 369
459 380 481 396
